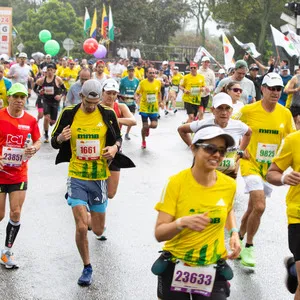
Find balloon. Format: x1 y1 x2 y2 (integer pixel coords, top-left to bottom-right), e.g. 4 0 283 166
39 30 52 43
44 40 60 56
83 38 98 55
31 52 44 61
93 45 107 59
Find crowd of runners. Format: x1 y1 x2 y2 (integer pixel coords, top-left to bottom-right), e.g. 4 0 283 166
0 51 300 299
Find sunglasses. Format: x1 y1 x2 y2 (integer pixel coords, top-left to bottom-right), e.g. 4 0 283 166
195 143 227 157
266 86 282 92
190 67 197 69
230 88 243 93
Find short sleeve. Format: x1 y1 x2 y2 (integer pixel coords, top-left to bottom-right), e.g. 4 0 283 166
272 136 293 172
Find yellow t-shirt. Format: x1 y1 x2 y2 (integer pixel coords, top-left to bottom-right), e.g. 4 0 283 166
272 131 300 224
68 108 110 180
31 64 39 76
155 169 236 266
122 70 128 78
56 66 67 77
136 78 161 114
0 79 8 107
134 67 144 81
171 73 184 86
60 67 78 90
181 73 206 105
232 101 296 179
104 67 110 75
3 68 9 78
286 93 292 109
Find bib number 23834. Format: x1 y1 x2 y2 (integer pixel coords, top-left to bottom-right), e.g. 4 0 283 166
76 140 100 160
171 261 216 296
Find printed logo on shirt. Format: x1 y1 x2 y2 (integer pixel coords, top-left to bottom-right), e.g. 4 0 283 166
279 123 284 128
94 197 100 202
97 122 103 127
216 199 226 206
6 134 23 146
18 125 30 130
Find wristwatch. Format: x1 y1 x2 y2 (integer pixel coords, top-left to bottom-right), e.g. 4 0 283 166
237 150 244 158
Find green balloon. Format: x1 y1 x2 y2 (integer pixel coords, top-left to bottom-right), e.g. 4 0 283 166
39 30 52 43
44 40 60 56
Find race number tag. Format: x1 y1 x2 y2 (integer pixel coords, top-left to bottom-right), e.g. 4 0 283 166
2 146 24 167
256 143 278 163
218 150 236 173
69 78 76 87
171 85 179 92
191 87 200 96
44 86 54 95
147 93 157 103
76 140 100 160
171 261 216 296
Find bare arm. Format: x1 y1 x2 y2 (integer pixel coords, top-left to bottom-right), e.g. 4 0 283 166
177 123 193 147
267 162 300 186
225 209 241 259
284 76 299 94
118 103 137 126
239 127 252 152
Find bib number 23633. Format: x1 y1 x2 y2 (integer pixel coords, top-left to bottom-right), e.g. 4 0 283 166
76 140 100 160
171 261 216 296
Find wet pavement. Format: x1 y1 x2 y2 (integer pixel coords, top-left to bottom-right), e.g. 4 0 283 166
0 99 293 299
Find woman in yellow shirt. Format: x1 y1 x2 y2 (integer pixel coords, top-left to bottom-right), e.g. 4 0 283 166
154 124 240 300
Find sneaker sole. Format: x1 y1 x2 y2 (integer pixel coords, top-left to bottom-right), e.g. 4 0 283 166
78 280 92 286
241 260 255 267
0 260 19 269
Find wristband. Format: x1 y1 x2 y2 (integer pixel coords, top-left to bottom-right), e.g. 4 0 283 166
229 228 239 237
32 146 37 154
281 173 287 185
175 218 184 231
237 150 244 158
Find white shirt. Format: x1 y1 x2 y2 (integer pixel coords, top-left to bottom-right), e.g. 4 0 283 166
8 63 31 87
190 117 249 149
197 66 215 97
117 47 128 59
232 101 244 115
130 48 141 59
92 72 108 86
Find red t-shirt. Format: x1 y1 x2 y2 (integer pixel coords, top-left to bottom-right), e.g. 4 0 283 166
0 108 40 184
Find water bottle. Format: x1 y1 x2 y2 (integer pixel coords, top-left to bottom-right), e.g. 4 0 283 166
247 95 253 104
23 133 32 161
216 259 234 280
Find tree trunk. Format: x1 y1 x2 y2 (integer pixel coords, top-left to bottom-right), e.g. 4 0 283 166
257 0 272 54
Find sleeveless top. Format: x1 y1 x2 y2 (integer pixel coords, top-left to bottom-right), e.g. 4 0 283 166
291 74 300 107
42 75 61 103
113 102 122 129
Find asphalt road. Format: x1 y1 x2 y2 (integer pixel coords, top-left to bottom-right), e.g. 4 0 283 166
0 99 293 300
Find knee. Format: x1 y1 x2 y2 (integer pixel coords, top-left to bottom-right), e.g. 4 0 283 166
108 191 116 199
93 226 105 237
0 212 4 222
76 223 88 236
151 124 158 129
10 209 21 222
253 202 265 215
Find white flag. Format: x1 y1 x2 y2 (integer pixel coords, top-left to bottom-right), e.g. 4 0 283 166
233 36 261 58
287 30 300 56
193 46 217 63
270 25 298 57
222 33 235 69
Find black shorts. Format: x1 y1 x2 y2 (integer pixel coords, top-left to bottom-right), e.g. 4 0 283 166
200 96 210 109
157 261 230 300
161 86 165 100
184 102 199 116
0 182 28 194
36 96 43 109
290 106 300 117
43 100 59 121
109 161 120 172
288 224 300 261
127 104 136 114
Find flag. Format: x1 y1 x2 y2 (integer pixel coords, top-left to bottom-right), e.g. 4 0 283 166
90 9 97 39
83 7 91 36
222 33 235 69
193 46 217 63
101 5 108 39
108 5 114 41
270 25 298 57
233 36 261 58
287 30 300 56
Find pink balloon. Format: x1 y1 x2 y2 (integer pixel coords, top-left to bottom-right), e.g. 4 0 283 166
93 44 107 59
83 38 98 55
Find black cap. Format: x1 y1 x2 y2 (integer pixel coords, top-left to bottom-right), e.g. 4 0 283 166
47 63 56 70
127 65 134 71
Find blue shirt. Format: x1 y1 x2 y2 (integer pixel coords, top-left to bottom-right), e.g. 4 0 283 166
66 80 82 106
279 74 292 106
119 76 139 105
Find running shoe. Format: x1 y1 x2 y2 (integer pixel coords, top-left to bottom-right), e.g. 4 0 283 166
284 256 297 294
125 133 131 140
174 109 178 114
0 249 19 269
237 239 244 259
145 128 150 137
96 227 107 241
78 266 93 286
240 246 255 267
141 141 146 149
157 114 161 119
164 110 169 115
44 133 49 143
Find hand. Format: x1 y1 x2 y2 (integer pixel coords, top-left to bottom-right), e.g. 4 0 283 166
58 125 71 142
24 146 37 159
184 89 190 94
227 233 241 259
102 145 118 160
54 95 62 101
181 212 210 232
284 171 300 186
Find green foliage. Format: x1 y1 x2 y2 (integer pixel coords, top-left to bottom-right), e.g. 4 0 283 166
16 0 84 57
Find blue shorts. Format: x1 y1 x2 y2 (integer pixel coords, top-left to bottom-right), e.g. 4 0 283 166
66 177 108 213
139 112 158 122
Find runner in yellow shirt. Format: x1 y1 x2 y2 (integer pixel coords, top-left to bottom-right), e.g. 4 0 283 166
267 130 300 296
135 67 161 149
180 61 206 123
232 73 295 268
167 66 183 114
134 62 145 81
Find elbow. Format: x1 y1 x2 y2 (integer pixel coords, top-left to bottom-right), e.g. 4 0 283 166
155 231 164 243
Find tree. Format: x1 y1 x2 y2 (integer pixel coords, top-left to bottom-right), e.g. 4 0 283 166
17 0 84 57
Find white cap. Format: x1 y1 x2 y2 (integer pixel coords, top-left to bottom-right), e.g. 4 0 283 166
173 66 179 70
30 59 35 63
45 54 52 58
42 66 47 72
262 72 284 87
81 79 102 99
192 125 235 148
102 78 120 93
212 93 233 108
162 60 168 65
18 52 27 58
201 56 210 62
218 68 225 74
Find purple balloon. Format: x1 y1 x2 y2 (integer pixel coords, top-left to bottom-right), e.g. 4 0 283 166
93 44 107 59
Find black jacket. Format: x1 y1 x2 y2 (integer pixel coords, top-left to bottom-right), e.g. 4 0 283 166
51 103 122 165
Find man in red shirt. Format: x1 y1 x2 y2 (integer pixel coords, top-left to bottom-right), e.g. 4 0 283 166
0 83 41 268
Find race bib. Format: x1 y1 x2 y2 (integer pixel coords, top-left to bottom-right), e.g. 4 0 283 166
191 87 200 96
171 261 216 296
44 86 54 95
2 146 24 167
69 78 76 87
147 93 157 103
76 140 100 160
171 85 179 93
218 150 237 173
256 143 278 163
